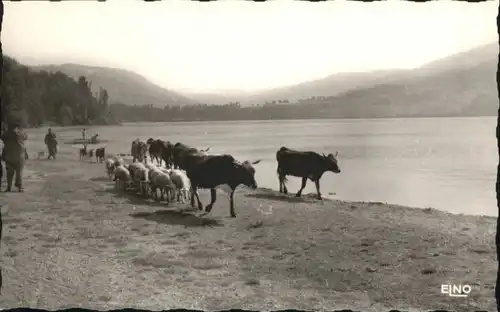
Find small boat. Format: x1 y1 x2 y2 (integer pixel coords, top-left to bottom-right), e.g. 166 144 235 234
63 138 104 145
63 134 106 145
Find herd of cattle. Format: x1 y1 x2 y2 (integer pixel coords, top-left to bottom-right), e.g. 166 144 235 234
97 138 342 218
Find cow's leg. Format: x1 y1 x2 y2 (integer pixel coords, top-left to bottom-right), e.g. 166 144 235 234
278 171 283 193
229 189 236 218
314 179 322 200
280 174 289 194
205 188 217 213
295 177 307 197
193 188 204 211
190 185 203 210
190 186 197 208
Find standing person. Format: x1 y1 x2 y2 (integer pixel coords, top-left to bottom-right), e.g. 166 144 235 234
82 128 86 141
1 122 28 192
44 128 58 160
0 143 4 191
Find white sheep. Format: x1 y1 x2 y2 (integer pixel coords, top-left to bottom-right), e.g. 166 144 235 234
148 168 163 196
104 158 116 179
112 155 125 167
169 169 191 203
128 162 150 195
113 164 132 191
160 167 171 175
149 169 176 202
145 162 158 171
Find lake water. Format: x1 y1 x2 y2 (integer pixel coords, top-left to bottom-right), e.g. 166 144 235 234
34 117 498 217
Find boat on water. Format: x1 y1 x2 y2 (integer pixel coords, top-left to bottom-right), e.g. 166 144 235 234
63 132 107 145
63 138 108 145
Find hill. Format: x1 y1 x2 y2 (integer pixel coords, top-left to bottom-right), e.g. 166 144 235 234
319 43 498 118
27 42 498 120
31 64 198 108
182 70 407 106
115 42 497 121
183 42 498 117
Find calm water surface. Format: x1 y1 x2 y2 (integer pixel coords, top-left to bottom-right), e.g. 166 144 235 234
33 117 497 216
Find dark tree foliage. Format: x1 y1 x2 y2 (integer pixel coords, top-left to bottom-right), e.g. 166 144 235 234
2 56 115 128
108 100 341 123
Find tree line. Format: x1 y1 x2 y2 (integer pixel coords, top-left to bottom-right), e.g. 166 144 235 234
2 56 116 130
107 100 346 122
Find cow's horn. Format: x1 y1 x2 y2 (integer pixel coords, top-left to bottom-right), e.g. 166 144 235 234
322 153 327 158
335 151 339 157
252 159 262 165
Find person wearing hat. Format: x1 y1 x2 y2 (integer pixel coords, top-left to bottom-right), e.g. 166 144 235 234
1 122 28 192
44 128 58 160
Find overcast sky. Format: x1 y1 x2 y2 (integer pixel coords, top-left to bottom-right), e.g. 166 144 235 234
2 0 497 94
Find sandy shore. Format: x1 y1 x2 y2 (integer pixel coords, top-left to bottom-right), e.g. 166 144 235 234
0 139 495 311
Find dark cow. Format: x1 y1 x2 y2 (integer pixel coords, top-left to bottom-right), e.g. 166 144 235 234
159 140 175 168
146 138 176 168
184 152 261 217
172 142 210 170
147 138 163 166
95 147 105 163
172 143 196 170
131 139 148 163
276 146 341 200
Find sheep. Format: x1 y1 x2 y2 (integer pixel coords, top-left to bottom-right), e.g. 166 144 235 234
113 164 132 192
160 167 172 175
169 169 191 203
149 169 176 202
128 162 150 195
112 155 125 167
104 158 116 179
147 168 162 199
145 162 158 171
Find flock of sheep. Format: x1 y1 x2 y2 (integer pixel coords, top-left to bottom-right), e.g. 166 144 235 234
105 155 191 205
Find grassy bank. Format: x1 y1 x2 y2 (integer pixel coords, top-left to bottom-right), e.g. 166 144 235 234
0 138 495 311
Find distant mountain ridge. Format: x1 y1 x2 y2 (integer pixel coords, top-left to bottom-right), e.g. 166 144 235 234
29 42 498 118
326 43 498 118
183 43 498 106
182 70 409 105
31 63 199 107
